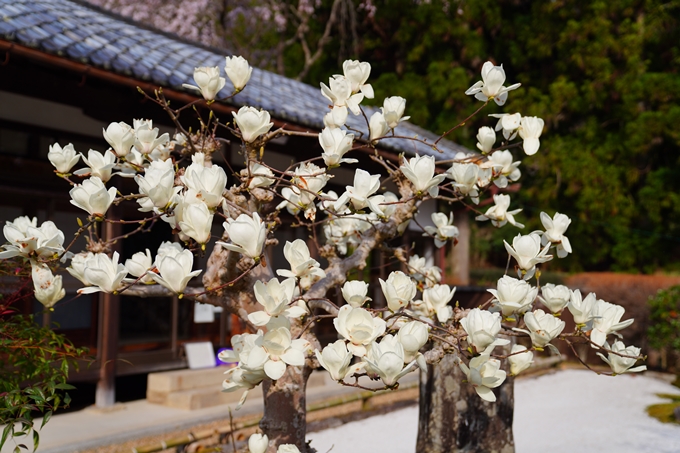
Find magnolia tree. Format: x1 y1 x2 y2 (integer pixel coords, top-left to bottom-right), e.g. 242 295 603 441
0 58 646 453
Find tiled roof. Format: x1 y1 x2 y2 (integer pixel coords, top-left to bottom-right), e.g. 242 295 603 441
0 0 469 159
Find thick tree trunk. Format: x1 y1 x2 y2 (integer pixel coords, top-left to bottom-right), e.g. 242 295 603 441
416 353 515 453
259 364 314 452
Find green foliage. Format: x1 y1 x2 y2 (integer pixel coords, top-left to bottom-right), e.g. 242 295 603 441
298 0 680 272
647 285 680 353
0 313 88 452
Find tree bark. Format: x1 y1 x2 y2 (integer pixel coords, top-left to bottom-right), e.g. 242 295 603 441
416 353 515 453
259 364 314 452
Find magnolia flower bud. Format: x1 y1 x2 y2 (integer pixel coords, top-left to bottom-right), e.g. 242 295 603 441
277 445 301 453
519 116 544 155
276 239 325 282
397 321 429 362
315 340 353 381
342 60 374 97
32 262 65 308
48 143 80 174
248 433 268 453
369 111 389 142
508 344 533 376
183 66 226 101
124 249 154 283
103 122 135 157
135 159 177 212
341 280 371 307
422 284 455 323
503 233 552 279
488 275 537 317
364 335 417 386
225 56 252 92
149 249 202 295
382 96 409 129
178 201 213 245
476 126 496 153
232 106 274 143
247 162 275 189
69 177 117 216
379 271 417 312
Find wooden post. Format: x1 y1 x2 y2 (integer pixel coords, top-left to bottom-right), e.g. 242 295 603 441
450 209 470 285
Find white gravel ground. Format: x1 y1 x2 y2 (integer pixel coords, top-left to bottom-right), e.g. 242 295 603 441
307 369 680 453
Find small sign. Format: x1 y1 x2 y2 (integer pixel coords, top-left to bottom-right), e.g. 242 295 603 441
194 302 215 323
184 342 216 369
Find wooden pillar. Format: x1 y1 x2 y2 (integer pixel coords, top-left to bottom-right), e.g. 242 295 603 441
450 210 470 285
95 216 121 408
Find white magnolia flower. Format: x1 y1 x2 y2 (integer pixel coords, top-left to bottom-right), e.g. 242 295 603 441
77 252 127 295
183 66 226 101
315 340 353 381
135 159 178 212
465 61 521 106
333 305 386 357
103 122 135 157
31 262 65 308
379 271 417 312
276 239 325 283
319 127 356 167
446 163 480 203
476 194 524 228
382 96 410 129
489 113 522 140
508 344 533 376
476 126 496 153
48 143 81 174
155 241 184 263
219 212 266 260
179 201 214 245
149 249 202 295
423 212 459 248
597 341 646 375
488 275 537 317
252 327 308 380
225 56 252 92
539 283 571 313
400 154 446 197
232 106 274 143
590 301 634 347
520 309 565 348
134 122 170 155
181 152 227 208
504 233 553 279
369 111 390 142
422 284 456 323
66 252 94 286
249 277 305 326
342 60 374 98
460 308 509 353
365 335 417 386
0 219 65 260
277 445 301 453
69 177 117 216
458 354 507 402
485 150 521 189
567 289 599 326
124 249 154 283
73 149 117 182
221 365 266 408
341 280 371 308
292 162 330 207
246 162 275 189
397 321 429 362
334 169 384 215
321 75 364 117
519 116 544 155
248 433 268 453
540 211 572 258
